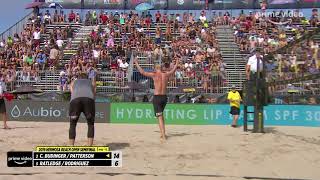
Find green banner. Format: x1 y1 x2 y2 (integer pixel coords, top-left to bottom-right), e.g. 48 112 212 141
110 103 230 125
110 103 320 127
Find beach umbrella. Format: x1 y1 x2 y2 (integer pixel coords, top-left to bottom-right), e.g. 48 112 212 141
25 1 45 9
11 86 43 94
48 2 63 9
135 2 154 11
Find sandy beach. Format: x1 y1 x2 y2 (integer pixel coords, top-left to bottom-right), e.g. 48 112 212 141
0 122 320 180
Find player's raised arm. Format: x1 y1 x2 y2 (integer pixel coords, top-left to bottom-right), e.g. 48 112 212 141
166 57 179 76
134 57 154 78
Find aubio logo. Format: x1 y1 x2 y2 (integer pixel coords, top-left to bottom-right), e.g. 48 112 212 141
11 105 64 118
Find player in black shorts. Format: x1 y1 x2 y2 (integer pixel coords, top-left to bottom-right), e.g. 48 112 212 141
0 98 9 129
153 95 168 117
69 73 96 146
134 57 179 141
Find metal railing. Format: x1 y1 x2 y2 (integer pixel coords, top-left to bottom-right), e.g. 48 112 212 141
0 11 34 41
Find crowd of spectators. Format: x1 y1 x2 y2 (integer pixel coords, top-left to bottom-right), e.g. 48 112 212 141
231 9 319 91
0 8 319 94
59 10 229 93
232 9 319 54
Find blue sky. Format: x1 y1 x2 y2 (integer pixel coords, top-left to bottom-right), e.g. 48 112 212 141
0 0 32 33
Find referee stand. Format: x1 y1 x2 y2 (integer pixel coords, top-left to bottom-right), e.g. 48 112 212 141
243 49 268 133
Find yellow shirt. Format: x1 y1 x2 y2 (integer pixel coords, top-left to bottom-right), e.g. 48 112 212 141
227 91 241 108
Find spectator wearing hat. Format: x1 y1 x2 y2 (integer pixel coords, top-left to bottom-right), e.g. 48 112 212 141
246 49 264 80
58 71 68 91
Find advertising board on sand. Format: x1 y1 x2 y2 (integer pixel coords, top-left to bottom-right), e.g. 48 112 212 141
5 100 110 123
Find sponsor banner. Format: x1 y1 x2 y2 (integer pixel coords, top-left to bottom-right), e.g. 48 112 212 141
5 100 110 123
110 103 320 127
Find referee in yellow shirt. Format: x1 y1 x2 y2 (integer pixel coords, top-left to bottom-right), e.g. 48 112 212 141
227 85 242 128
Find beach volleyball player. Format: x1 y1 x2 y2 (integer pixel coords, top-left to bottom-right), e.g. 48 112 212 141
69 73 96 146
134 57 179 141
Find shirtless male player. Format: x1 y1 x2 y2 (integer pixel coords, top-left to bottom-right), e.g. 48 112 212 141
134 56 179 141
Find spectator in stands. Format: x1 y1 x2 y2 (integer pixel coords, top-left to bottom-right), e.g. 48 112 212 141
49 45 60 70
56 38 64 49
87 65 97 81
32 62 40 82
308 64 319 74
58 71 68 91
75 13 81 23
44 10 51 25
308 97 317 104
24 52 34 66
100 12 108 25
53 10 59 23
199 11 207 23
142 95 149 102
36 49 46 70
175 66 183 86
198 95 206 103
66 26 74 48
310 9 319 27
155 11 161 23
6 65 16 88
92 11 98 25
119 58 129 71
173 95 180 103
33 27 41 49
21 62 31 81
68 10 76 23
60 10 65 23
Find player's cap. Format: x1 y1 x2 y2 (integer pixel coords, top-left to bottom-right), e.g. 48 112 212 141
60 71 66 76
231 85 236 89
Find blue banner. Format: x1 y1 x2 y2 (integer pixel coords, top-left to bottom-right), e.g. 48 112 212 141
110 103 320 127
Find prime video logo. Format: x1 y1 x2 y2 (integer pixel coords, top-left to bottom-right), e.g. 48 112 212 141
11 105 64 118
256 11 304 18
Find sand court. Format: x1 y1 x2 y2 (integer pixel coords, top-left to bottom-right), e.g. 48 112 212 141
0 122 320 180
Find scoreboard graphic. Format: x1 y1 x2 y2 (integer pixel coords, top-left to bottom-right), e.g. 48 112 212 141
7 146 122 167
